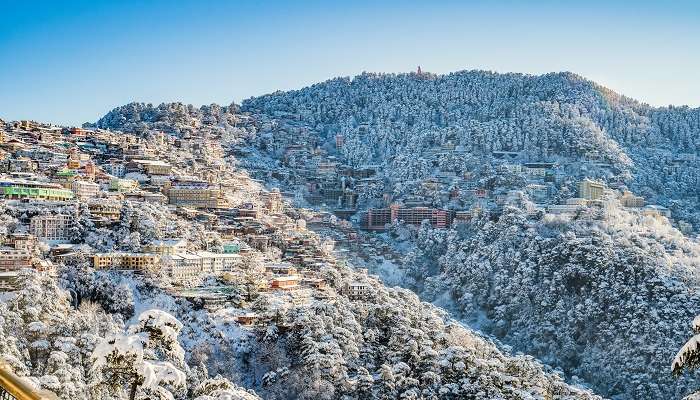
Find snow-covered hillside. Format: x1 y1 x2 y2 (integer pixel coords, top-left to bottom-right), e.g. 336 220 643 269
88 68 700 399
0 111 602 399
241 70 700 228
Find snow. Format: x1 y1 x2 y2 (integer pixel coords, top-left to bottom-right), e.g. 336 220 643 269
135 309 184 337
91 333 146 367
140 360 186 389
673 333 700 373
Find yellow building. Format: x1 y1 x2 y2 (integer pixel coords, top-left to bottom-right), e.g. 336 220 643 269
578 179 606 201
165 181 225 209
67 148 81 169
92 253 159 270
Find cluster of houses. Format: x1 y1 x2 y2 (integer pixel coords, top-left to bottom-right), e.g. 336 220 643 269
546 178 671 219
0 119 377 327
241 123 679 232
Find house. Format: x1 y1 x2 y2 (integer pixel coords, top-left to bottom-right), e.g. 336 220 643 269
266 263 298 276
270 275 300 290
236 313 260 326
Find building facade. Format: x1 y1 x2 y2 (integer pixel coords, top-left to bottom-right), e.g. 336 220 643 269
0 249 32 272
71 180 100 200
579 179 606 201
0 179 74 201
30 214 73 241
92 253 160 270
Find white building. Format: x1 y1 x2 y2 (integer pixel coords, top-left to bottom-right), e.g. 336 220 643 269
547 204 583 215
30 214 73 241
165 251 242 284
344 281 373 300
642 205 671 219
71 180 100 200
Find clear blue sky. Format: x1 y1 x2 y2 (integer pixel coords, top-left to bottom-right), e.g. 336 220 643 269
1 0 699 126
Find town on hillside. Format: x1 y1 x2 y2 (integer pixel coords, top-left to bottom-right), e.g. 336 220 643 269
0 119 377 321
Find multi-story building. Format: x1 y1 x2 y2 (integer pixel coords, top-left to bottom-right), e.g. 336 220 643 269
344 281 373 300
104 161 126 177
165 180 225 209
4 233 37 251
566 198 588 206
8 156 37 173
123 143 154 160
109 177 138 192
70 180 100 200
92 253 160 271
262 188 283 213
69 127 87 137
270 275 300 290
123 190 167 204
144 238 188 255
66 148 81 169
266 263 298 276
579 179 606 201
526 184 550 204
88 199 122 222
547 204 583 215
222 241 241 254
164 251 242 283
131 159 172 175
361 207 392 231
642 205 671 219
0 248 32 272
317 161 338 175
0 179 74 201
394 206 451 228
361 205 454 230
335 134 345 148
30 214 73 241
620 190 644 208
